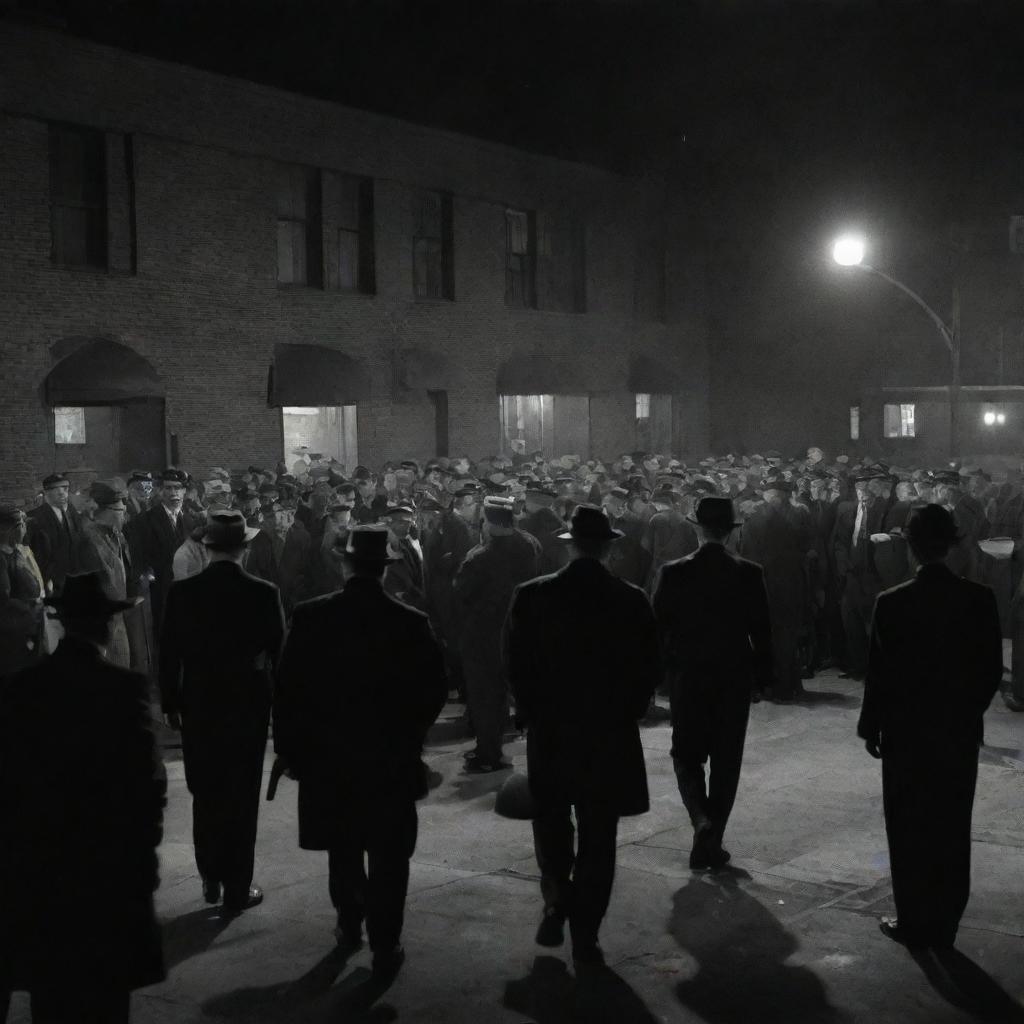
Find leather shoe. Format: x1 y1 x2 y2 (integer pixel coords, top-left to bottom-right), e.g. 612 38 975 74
202 878 221 905
689 822 715 870
220 886 264 919
1004 694 1024 712
371 945 405 982
535 908 565 947
879 916 925 948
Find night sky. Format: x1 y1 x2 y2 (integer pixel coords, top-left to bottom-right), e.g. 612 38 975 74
7 0 1024 413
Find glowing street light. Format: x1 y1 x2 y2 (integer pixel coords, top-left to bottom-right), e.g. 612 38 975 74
998 413 1006 424
832 235 866 267
984 411 996 426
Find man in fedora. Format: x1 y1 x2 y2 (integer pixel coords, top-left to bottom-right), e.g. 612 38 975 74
456 496 541 773
859 504 1002 949
159 510 285 919
77 482 135 668
653 496 773 871
0 572 164 1022
503 504 659 966
274 525 446 981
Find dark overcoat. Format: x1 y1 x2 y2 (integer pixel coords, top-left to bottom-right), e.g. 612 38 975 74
0 638 166 993
0 546 43 677
422 511 476 645
131 504 197 635
274 576 447 849
159 561 284 793
503 558 659 816
26 501 82 594
518 505 568 574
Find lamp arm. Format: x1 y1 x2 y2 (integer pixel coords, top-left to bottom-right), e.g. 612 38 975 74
861 264 955 353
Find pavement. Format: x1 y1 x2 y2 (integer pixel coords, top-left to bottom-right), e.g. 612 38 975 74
8 668 1024 1023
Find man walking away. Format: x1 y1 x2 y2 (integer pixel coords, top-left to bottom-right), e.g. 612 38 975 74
504 505 659 967
274 526 446 982
159 510 285 919
0 572 165 1023
859 504 1002 949
653 496 773 870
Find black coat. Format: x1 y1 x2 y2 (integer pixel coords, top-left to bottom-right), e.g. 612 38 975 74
274 576 447 849
858 563 1002 753
131 504 198 632
504 558 659 816
518 506 569 574
159 561 284 790
831 498 887 584
26 502 83 594
0 638 166 993
653 542 774 696
422 511 476 645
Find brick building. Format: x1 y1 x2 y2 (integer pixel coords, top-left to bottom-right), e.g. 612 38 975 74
0 22 710 499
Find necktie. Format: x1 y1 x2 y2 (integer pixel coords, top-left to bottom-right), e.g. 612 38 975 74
852 501 867 546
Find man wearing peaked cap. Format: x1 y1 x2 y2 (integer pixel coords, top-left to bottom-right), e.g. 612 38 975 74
274 524 446 979
653 496 772 870
159 508 285 920
454 494 542 774
379 503 426 612
519 482 569 576
503 503 659 964
26 470 83 603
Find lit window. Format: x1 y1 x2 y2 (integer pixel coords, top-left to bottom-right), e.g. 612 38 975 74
850 405 860 441
883 403 915 438
282 406 358 470
635 394 672 451
54 407 86 444
636 393 651 420
498 395 590 458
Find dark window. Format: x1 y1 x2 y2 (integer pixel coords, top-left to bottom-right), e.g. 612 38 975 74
336 175 376 294
505 208 537 308
48 123 107 268
277 164 323 287
413 190 454 300
428 389 449 456
536 211 586 313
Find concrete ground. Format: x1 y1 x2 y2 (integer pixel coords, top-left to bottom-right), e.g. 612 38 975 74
9 668 1024 1023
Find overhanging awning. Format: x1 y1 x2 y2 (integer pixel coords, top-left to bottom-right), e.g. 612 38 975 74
268 344 371 407
44 338 164 405
627 354 682 394
496 353 575 395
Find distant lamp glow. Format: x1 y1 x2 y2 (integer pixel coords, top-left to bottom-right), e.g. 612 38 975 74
997 412 1007 425
832 235 866 267
984 411 997 426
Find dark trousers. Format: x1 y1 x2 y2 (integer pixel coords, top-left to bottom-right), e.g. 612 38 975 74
532 800 619 947
461 647 508 763
29 988 130 1023
183 716 267 907
840 572 878 675
883 748 978 946
671 690 750 843
328 800 418 953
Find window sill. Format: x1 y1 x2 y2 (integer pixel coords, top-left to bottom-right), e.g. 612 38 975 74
50 262 110 275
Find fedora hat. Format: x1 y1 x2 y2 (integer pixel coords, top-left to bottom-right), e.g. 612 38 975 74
46 571 141 619
202 509 259 548
337 524 402 562
686 496 742 530
556 503 623 542
906 504 962 549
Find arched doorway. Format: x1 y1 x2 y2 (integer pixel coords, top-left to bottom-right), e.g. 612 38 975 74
43 338 166 478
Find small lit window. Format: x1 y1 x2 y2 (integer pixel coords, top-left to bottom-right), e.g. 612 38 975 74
636 393 651 420
54 407 86 444
883 403 915 438
850 405 860 441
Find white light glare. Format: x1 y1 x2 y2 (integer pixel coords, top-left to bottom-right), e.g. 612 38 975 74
997 412 1007 425
832 235 866 266
984 411 996 426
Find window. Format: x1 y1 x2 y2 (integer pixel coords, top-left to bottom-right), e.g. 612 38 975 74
850 405 860 441
883 403 915 438
276 164 323 286
536 212 586 313
635 393 673 451
505 208 536 308
499 395 590 457
335 175 375 294
49 123 107 268
54 407 86 444
413 190 454 300
282 406 358 471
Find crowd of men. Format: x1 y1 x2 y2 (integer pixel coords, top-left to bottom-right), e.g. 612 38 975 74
0 442 1013 1020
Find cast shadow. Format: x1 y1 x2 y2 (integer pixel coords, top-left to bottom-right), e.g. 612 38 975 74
201 947 397 1023
504 954 659 1023
161 906 231 970
439 771 512 803
669 873 850 1024
795 689 857 706
910 947 1024 1021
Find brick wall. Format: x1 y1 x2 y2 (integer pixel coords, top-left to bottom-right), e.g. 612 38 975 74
0 24 710 498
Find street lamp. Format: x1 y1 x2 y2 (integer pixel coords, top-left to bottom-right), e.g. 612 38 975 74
831 234 961 458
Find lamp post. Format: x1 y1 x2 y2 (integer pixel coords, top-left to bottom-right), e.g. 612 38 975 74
831 234 961 460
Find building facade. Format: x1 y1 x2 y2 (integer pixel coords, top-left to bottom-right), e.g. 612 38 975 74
0 23 710 499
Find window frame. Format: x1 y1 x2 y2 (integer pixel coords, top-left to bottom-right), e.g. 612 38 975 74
276 163 323 288
883 402 916 438
505 207 537 309
48 122 108 270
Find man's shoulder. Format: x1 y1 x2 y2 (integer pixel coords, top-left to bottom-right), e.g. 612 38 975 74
292 590 342 623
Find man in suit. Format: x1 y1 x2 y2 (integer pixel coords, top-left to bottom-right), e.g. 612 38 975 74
832 472 888 679
274 526 446 981
518 483 569 575
26 471 83 597
858 504 1002 949
456 496 542 774
0 572 165 1023
159 510 285 918
381 503 426 611
131 468 198 653
653 496 773 870
504 505 659 966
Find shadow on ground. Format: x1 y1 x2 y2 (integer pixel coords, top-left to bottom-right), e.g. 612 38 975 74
161 907 232 970
504 954 658 1023
669 872 851 1024
201 948 398 1023
910 947 1024 1021
795 688 858 706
